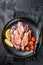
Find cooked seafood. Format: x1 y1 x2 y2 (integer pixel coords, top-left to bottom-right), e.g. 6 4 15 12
5 22 36 51
24 24 29 32
17 22 24 37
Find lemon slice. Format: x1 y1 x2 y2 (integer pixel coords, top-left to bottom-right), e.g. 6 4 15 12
5 39 13 47
5 29 10 40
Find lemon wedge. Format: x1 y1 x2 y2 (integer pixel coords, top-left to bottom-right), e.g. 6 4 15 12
5 29 10 40
5 39 13 47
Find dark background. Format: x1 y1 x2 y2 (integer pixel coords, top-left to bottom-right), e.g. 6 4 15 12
0 0 43 65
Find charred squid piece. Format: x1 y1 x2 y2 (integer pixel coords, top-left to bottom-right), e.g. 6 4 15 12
11 34 15 45
17 22 24 37
14 44 21 50
22 32 29 47
10 26 16 33
14 30 21 45
10 26 16 37
28 30 32 41
11 29 21 49
24 24 29 32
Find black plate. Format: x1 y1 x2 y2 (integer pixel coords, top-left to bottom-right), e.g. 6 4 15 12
1 17 41 58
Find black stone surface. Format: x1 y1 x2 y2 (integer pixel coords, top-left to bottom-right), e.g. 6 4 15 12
0 0 43 65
